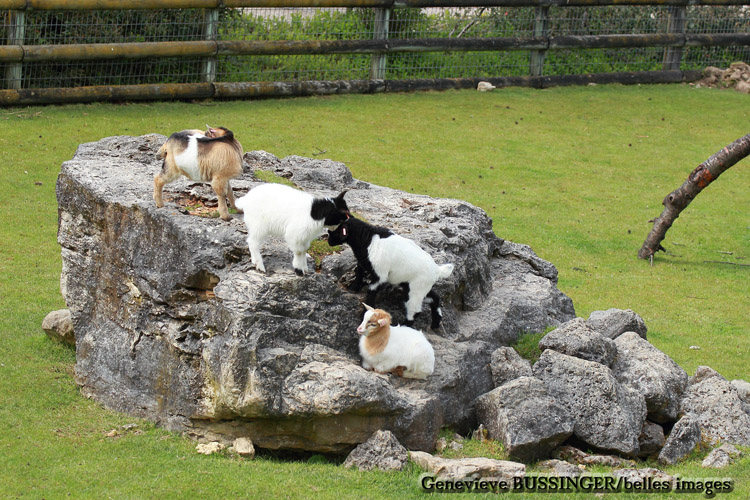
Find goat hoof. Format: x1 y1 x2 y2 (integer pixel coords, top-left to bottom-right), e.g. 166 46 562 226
294 268 304 277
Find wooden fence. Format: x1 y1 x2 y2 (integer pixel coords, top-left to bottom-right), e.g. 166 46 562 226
2 0 749 105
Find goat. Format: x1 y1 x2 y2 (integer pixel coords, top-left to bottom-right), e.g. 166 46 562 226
327 216 454 329
357 304 435 379
235 183 349 276
154 125 243 221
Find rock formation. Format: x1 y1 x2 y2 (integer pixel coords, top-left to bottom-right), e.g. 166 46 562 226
57 134 575 454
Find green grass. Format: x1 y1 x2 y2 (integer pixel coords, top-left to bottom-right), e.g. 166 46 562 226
1 85 749 498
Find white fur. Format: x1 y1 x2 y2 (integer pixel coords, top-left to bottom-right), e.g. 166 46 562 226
173 133 205 181
367 234 454 322
235 183 330 274
357 310 435 379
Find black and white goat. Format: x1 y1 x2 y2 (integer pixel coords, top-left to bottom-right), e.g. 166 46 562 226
327 216 454 329
154 126 243 221
235 183 349 276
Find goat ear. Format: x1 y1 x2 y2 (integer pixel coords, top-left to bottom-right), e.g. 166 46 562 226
378 318 388 327
363 303 374 311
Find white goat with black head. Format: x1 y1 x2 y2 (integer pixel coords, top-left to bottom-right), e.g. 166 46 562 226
154 125 243 221
236 183 349 276
327 216 454 329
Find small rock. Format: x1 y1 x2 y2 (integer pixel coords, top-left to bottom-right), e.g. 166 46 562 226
121 423 138 431
731 379 750 405
552 446 636 468
658 415 701 465
409 451 525 481
196 441 225 455
477 81 496 92
472 424 488 442
612 468 673 484
489 347 533 387
448 441 464 452
537 459 582 477
538 318 617 366
586 309 647 340
105 429 120 438
233 437 255 458
638 421 666 458
702 444 742 469
42 309 75 346
343 430 408 472
435 437 448 452
690 366 726 385
689 345 700 350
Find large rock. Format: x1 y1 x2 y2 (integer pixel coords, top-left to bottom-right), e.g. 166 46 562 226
58 135 575 453
474 377 573 462
533 349 646 456
538 317 616 366
680 369 750 446
611 332 688 423
637 421 666 458
586 308 647 340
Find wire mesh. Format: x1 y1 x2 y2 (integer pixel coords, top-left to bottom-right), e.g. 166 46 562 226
2 5 749 92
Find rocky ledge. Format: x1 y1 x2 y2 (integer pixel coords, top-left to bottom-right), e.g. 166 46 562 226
57 134 575 453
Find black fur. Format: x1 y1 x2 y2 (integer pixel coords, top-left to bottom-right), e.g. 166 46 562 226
310 191 350 226
327 217 393 292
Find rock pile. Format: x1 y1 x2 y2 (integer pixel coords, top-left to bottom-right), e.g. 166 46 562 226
474 310 750 464
693 62 750 94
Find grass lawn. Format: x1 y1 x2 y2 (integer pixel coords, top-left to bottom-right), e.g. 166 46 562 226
0 84 748 498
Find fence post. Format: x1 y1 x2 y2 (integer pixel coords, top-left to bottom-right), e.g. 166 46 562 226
203 7 219 83
5 9 26 90
662 6 686 71
370 8 390 80
529 6 550 77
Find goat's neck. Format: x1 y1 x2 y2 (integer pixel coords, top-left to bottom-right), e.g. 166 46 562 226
364 325 390 355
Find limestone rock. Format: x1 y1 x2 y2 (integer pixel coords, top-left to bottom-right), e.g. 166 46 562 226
536 459 582 477
343 430 408 471
637 421 666 458
533 350 646 456
690 365 726 385
474 377 573 462
552 446 637 468
702 444 742 469
196 442 225 455
489 347 532 387
42 309 75 345
538 317 616 365
658 415 701 465
58 135 575 454
409 451 525 481
680 372 750 446
586 308 647 340
611 332 688 423
730 379 750 405
233 437 255 458
477 81 496 92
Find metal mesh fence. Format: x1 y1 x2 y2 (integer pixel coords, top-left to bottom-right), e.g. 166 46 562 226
2 5 749 91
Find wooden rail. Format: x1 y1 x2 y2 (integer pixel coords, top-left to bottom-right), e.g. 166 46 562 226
1 0 748 104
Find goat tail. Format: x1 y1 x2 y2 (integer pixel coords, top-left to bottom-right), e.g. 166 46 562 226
437 263 455 279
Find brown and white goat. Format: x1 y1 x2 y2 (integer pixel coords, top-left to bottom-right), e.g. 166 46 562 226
356 304 435 379
154 126 243 221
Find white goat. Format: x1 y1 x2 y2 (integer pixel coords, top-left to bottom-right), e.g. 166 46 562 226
327 216 454 329
235 183 349 275
356 304 435 380
154 125 243 221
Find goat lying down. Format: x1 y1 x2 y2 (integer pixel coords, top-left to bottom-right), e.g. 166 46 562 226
235 183 349 276
327 216 454 329
357 304 435 379
154 126 243 221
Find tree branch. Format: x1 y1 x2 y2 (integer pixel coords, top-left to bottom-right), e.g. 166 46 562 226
638 133 750 261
